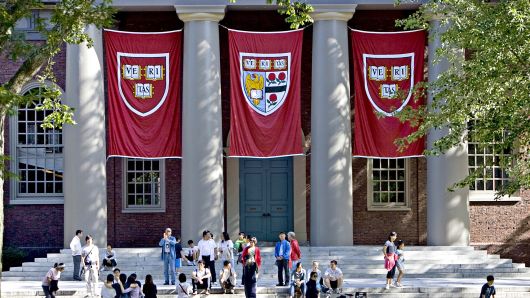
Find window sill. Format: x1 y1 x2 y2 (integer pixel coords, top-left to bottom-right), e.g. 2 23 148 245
469 192 521 202
10 198 64 205
368 205 411 212
121 208 166 213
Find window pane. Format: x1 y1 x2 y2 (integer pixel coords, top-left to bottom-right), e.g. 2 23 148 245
125 159 162 209
370 159 407 207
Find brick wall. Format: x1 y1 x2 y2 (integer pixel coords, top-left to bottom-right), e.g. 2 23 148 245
2 41 66 255
471 189 530 265
106 158 182 248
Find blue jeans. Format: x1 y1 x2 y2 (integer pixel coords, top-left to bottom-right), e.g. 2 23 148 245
290 282 305 297
42 285 55 298
163 253 176 283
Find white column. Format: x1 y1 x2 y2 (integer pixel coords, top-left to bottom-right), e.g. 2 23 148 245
426 19 470 246
310 5 356 246
175 5 226 241
64 25 107 248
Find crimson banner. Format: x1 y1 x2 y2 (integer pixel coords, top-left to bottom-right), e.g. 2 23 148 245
229 29 303 157
352 29 426 158
104 29 182 158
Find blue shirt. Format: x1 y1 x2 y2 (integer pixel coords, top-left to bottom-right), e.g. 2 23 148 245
159 236 177 260
480 283 496 298
275 239 291 260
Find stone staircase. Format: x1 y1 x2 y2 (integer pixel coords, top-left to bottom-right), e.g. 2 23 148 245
2 246 530 297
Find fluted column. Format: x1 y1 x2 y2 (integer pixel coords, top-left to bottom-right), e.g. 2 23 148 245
426 19 470 246
310 5 356 246
175 5 226 241
64 25 107 247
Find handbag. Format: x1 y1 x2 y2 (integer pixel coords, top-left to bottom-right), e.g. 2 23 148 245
50 280 59 292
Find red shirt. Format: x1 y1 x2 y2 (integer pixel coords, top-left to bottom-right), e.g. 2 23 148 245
241 245 261 268
290 239 301 261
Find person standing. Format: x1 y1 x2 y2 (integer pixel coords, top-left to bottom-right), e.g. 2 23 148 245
219 232 234 268
159 227 177 285
275 232 291 286
142 274 158 298
383 231 398 290
197 230 218 287
81 235 99 297
69 229 83 281
234 232 246 264
242 255 259 298
42 263 65 298
288 231 301 271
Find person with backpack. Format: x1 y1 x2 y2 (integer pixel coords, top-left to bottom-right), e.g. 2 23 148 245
191 260 212 295
42 263 65 298
81 235 99 297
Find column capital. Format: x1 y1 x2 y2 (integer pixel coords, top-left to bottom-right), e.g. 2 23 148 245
175 5 226 22
310 4 356 22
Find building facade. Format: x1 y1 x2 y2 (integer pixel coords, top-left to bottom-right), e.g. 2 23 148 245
3 0 529 265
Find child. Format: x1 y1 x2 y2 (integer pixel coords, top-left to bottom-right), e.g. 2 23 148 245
305 271 320 298
101 274 117 298
142 274 157 298
184 240 198 266
175 236 183 274
395 240 405 287
480 275 496 298
177 273 192 298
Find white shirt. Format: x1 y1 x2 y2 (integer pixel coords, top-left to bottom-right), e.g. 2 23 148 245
100 284 117 298
177 282 192 298
197 239 216 258
184 246 198 257
218 240 234 260
82 244 99 267
42 268 61 286
324 267 343 281
69 236 82 256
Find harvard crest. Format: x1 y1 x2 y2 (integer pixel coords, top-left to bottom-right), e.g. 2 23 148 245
240 52 291 116
117 52 170 117
362 53 415 117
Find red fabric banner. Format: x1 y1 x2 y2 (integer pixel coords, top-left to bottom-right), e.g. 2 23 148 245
352 29 426 158
229 29 303 157
104 29 182 158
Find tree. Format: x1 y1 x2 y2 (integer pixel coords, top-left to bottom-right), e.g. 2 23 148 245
230 0 313 29
395 0 530 197
0 0 114 286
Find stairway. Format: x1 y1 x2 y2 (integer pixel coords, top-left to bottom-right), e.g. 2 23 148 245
2 246 530 297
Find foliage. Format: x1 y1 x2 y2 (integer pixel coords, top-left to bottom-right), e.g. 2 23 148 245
229 0 313 29
1 246 27 270
395 0 530 196
0 0 115 137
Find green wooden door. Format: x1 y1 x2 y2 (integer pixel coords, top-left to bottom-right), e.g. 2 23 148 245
239 157 293 242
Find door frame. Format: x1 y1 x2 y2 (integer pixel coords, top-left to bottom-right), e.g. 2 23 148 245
226 155 307 243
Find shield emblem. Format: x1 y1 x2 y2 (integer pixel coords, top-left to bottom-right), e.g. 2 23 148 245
362 53 415 117
240 52 291 116
117 52 170 117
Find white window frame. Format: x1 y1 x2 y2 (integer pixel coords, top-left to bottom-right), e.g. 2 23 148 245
122 158 166 213
9 81 64 204
467 139 520 202
367 158 411 211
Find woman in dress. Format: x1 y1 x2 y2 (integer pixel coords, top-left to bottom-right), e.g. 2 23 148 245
219 232 234 268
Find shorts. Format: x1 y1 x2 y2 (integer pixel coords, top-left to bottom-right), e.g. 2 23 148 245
175 258 182 268
330 280 338 289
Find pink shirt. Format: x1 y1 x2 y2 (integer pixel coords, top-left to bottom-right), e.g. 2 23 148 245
42 268 60 286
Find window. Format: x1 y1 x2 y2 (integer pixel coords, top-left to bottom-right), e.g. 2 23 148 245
468 141 510 192
123 158 165 212
10 86 64 204
367 158 410 211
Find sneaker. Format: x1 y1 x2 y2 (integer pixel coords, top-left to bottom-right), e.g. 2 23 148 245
163 282 169 285
396 282 403 288
385 284 390 290
276 283 284 287
390 283 397 288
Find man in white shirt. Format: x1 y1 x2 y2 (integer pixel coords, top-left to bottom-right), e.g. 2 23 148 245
69 229 83 281
81 235 99 297
197 230 218 287
323 260 343 294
